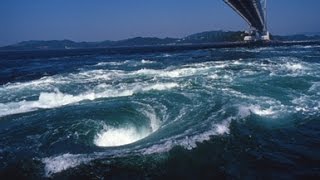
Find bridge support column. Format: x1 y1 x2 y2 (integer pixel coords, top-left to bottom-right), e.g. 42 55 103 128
243 30 270 42
261 31 270 41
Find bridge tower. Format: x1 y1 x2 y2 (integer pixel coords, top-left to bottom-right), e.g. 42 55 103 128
260 0 270 41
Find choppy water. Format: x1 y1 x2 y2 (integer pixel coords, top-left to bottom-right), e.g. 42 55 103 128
0 45 320 179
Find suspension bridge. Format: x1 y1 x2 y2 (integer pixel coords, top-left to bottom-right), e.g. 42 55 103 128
224 0 270 41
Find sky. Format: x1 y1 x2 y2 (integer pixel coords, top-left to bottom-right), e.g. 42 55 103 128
1 0 320 46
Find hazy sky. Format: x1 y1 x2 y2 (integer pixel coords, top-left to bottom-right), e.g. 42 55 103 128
1 0 320 46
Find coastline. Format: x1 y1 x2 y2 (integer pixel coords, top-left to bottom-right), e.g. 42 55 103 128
1 40 320 60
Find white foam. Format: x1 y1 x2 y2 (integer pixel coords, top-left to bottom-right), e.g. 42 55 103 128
0 61 222 95
95 60 130 66
244 57 314 77
94 103 161 147
214 64 227 69
237 105 252 118
0 82 179 117
142 120 231 154
250 105 275 116
94 126 149 147
76 69 124 82
208 74 219 79
133 66 210 78
0 100 37 117
302 45 316 49
161 53 172 57
142 83 179 91
292 95 320 114
238 105 276 118
43 153 93 177
284 63 304 71
214 120 230 134
141 59 155 64
1 76 61 91
0 89 95 117
233 60 242 65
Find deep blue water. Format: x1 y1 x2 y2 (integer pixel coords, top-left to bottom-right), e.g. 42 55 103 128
0 45 320 179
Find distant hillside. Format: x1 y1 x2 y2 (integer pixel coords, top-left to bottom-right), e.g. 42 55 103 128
0 31 245 51
0 38 180 51
180 30 244 43
0 40 100 51
112 37 179 47
1 31 320 51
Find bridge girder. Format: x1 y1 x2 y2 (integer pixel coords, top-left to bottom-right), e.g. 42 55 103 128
224 0 266 33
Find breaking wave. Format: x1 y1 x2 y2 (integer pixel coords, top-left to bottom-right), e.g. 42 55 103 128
0 82 179 117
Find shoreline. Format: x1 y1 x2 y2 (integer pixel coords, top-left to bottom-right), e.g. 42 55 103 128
1 40 320 60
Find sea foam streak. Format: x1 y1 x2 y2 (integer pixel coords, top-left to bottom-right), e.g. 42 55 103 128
42 153 94 177
0 82 179 117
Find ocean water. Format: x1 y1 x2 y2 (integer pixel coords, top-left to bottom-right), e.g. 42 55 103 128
0 45 320 179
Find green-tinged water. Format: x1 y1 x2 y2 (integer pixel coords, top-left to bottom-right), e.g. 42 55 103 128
0 45 320 179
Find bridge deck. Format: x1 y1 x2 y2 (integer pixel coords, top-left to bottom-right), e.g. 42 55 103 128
224 0 265 33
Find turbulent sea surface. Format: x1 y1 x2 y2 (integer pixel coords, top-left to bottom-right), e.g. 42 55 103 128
0 45 320 179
